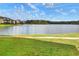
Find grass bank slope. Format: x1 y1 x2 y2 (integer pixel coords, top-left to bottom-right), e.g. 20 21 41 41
0 36 78 56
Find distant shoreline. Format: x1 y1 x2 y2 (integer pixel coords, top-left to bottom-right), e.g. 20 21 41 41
0 16 79 24
1 23 79 25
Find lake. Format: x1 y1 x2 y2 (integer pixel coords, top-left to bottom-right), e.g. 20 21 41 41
0 24 79 35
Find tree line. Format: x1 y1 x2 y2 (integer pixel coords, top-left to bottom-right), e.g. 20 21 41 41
0 16 79 24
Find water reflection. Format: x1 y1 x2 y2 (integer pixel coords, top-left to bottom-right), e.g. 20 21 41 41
0 24 79 35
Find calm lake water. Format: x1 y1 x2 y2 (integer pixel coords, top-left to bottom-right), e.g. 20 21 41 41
0 24 79 35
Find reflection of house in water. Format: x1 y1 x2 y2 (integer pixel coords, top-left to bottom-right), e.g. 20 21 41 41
25 25 30 34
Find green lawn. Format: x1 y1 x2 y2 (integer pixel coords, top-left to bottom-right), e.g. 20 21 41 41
0 24 14 28
0 36 79 56
26 33 79 37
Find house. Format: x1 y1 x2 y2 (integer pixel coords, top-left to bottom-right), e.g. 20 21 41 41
16 20 21 24
0 19 4 24
0 16 25 24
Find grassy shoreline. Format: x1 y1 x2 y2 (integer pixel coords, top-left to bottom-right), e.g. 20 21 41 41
0 36 79 56
15 33 79 37
0 24 14 28
0 34 79 56
0 24 24 28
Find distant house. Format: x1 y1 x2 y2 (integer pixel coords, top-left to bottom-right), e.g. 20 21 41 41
0 19 4 24
16 20 21 24
0 17 9 24
0 16 25 24
12 20 16 24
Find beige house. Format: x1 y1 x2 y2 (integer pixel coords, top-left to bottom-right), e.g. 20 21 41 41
16 20 21 24
0 19 4 24
0 18 23 24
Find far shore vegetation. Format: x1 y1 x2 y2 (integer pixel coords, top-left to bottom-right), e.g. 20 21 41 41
0 16 79 24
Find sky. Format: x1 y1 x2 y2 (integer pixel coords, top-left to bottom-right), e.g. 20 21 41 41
0 3 79 21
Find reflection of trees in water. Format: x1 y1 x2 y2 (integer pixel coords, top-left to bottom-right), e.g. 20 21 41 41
0 25 79 35
0 26 13 35
0 26 12 30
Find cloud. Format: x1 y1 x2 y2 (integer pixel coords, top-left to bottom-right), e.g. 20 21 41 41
20 4 25 12
14 5 20 13
70 9 77 13
28 3 39 12
28 3 36 9
55 9 68 15
27 3 47 20
55 8 77 16
13 4 46 20
14 5 25 13
39 11 46 16
42 3 54 8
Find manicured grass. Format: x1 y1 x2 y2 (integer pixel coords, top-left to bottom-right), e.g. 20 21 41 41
33 38 79 51
0 24 13 28
25 33 79 37
0 36 79 56
0 24 13 26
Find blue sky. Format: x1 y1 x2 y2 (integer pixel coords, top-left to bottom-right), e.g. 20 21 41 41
0 3 79 21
